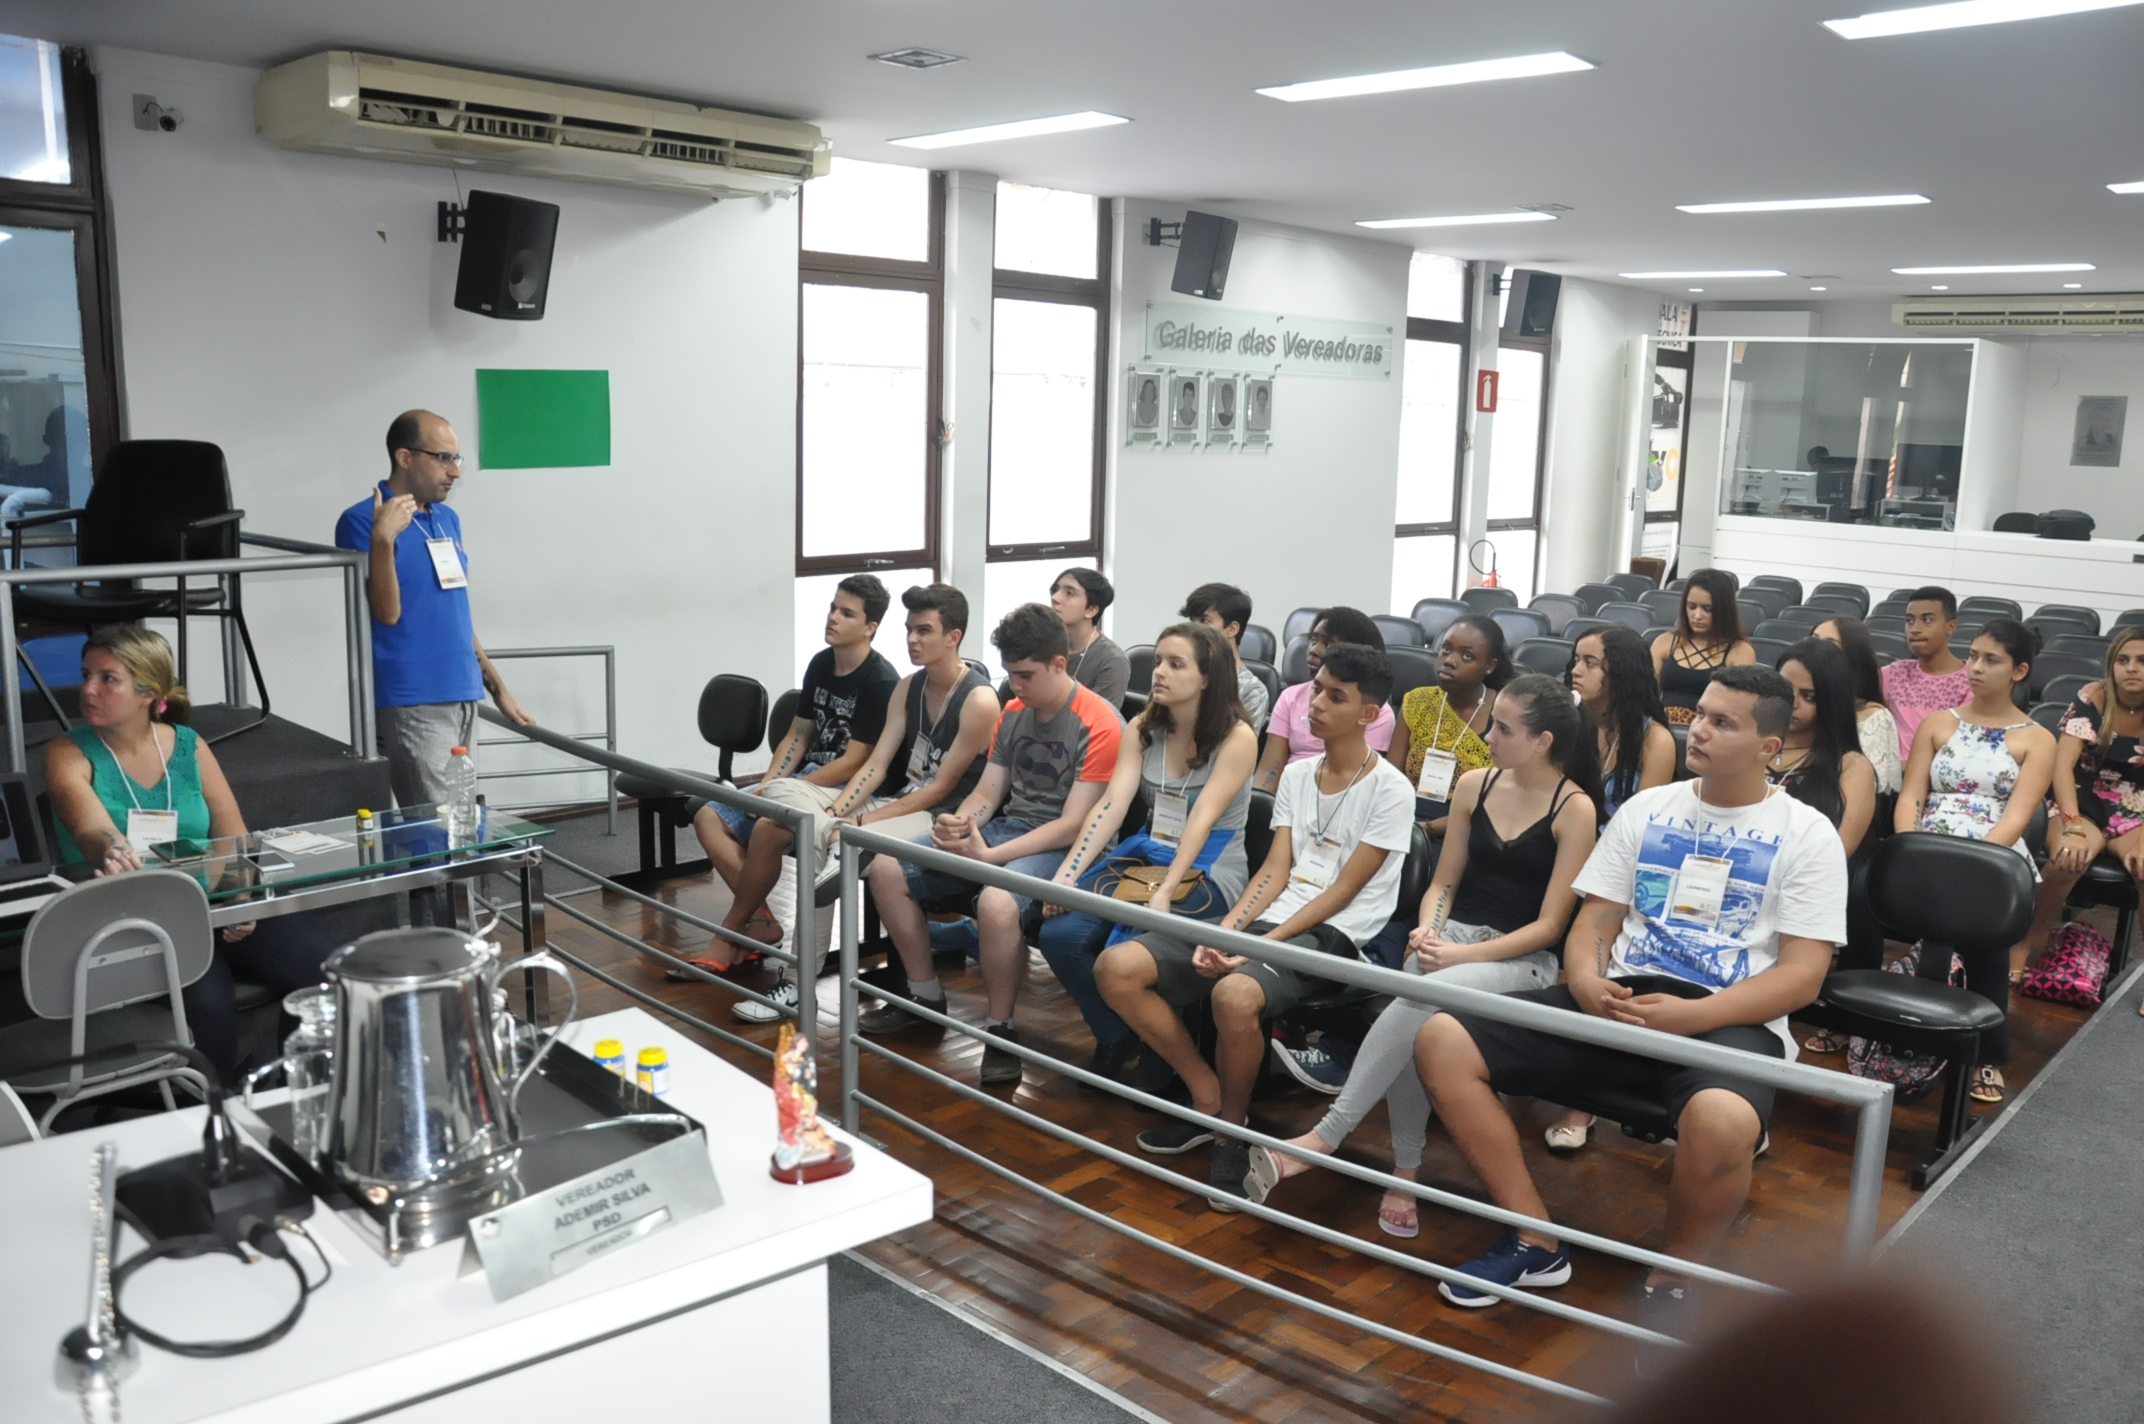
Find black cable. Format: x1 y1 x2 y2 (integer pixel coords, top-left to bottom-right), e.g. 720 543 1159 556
111 1218 324 1358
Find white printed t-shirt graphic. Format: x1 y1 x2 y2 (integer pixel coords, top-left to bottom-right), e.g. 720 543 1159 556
1265 752 1416 949
1573 782 1849 1057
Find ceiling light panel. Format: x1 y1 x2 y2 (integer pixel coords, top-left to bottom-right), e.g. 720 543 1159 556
1824 0 2144 39
1676 194 1930 213
1619 269 1789 279
1257 51 1593 102
890 111 1129 149
1891 262 2095 273
870 48 964 69
2109 180 2144 194
1356 211 1557 229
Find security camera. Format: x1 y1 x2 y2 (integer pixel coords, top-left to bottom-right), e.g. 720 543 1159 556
133 95 182 133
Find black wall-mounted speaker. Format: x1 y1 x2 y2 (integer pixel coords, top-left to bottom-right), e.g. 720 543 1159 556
1170 211 1238 301
453 190 560 321
1501 269 1561 338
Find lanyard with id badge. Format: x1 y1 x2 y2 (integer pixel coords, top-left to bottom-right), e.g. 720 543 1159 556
102 729 178 854
416 508 467 590
1668 818 1737 931
1414 692 1474 800
1292 751 1375 891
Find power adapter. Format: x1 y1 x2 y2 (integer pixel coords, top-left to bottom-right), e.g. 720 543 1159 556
116 1096 313 1249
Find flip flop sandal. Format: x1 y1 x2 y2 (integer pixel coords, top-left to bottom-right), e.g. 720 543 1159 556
1969 1066 2005 1105
663 948 762 982
1376 1193 1420 1239
1803 1030 1849 1054
1544 1115 1597 1151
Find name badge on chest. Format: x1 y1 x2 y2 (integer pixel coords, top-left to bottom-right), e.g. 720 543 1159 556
1669 853 1734 931
426 537 468 590
1292 834 1343 890
1151 789 1189 844
126 808 179 856
1416 749 1459 800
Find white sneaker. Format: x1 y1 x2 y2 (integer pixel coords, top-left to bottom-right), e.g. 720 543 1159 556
734 975 798 1023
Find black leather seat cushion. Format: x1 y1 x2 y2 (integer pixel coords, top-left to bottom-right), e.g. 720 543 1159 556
1818 969 2005 1033
618 770 699 803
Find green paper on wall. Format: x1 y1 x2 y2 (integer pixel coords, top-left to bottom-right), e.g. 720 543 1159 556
476 369 611 468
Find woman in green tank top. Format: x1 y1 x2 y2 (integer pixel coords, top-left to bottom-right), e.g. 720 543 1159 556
45 625 335 1079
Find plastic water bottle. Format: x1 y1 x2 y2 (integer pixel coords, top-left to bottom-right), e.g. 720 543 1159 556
448 744 479 843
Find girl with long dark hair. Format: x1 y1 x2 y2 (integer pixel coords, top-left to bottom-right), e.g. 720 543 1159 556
1038 622 1258 1081
1650 569 1755 725
1388 613 1507 837
1569 624 1675 819
1771 638 1877 847
1813 616 1902 795
1243 675 1601 1229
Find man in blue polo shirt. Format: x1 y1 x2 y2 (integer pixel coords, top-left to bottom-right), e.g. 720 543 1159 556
335 409 532 809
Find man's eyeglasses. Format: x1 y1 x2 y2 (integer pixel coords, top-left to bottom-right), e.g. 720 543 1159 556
407 449 464 467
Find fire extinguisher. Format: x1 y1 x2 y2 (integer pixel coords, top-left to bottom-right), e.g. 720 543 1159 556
1468 539 1500 588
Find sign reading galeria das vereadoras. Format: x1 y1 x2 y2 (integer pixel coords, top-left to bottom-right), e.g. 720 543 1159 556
1142 301 1394 380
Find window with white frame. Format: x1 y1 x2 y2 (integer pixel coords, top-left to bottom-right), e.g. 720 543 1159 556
1391 253 1467 615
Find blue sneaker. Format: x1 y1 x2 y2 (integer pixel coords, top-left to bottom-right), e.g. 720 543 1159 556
928 918 979 958
1270 1038 1350 1095
1437 1229 1572 1308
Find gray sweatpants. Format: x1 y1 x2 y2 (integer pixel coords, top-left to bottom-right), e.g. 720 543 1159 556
1313 923 1558 1170
377 701 479 811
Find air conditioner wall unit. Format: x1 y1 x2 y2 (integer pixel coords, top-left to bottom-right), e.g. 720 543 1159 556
1893 296 2144 333
256 51 830 200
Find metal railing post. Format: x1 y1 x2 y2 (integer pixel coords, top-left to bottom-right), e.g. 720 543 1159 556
839 837 862 1133
602 647 617 835
792 812 817 1048
344 562 366 760
1 578 20 775
1842 1085 1895 1263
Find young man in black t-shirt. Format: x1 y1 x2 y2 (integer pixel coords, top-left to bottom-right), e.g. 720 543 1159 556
682 574 897 974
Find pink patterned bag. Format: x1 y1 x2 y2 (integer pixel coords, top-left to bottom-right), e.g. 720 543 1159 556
2017 921 2112 1007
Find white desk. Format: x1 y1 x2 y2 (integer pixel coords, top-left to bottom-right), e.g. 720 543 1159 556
0 1008 931 1423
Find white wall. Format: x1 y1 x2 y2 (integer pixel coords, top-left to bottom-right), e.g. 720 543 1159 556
93 47 799 795
1103 203 1408 641
1538 277 1664 592
2011 336 2144 538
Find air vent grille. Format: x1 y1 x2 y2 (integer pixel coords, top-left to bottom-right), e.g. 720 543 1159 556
1895 297 2144 332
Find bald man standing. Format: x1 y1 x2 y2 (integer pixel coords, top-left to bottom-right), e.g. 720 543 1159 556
335 409 531 810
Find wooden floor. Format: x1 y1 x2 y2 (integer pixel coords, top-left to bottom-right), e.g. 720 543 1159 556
506 830 2102 1422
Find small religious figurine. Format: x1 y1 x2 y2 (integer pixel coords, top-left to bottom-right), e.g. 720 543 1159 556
770 1022 853 1183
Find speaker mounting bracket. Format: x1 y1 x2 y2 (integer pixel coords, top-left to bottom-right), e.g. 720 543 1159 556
437 202 465 244
1142 218 1181 248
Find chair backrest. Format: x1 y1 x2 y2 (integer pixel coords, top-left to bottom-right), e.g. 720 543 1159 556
1244 788 1275 871
1395 821 1434 915
22 871 214 1023
1244 659 1282 709
2029 701 2068 735
1603 573 1653 599
1527 593 1584 636
1510 636 1574 678
1638 589 1682 626
1282 606 1321 643
0 1084 35 1146
2032 603 2100 635
1739 587 1789 621
697 674 769 766
1869 631 1913 664
2031 651 2107 701
1411 598 1466 645
2024 613 2095 648
1865 832 2035 953
1489 607 1550 644
1958 595 2022 621
1374 614 1426 647
1459 586 1518 614
1992 511 2038 533
1754 619 1815 643
1748 636 1793 668
1385 645 1440 708
1809 582 1870 615
1560 617 1614 645
1571 583 1620 615
768 689 801 747
2118 609 2144 633
1797 593 1861 620
1126 644 1156 695
1595 601 1652 634
1669 721 1692 781
1777 605 1833 628
2045 634 2110 658
1280 635 1311 687
2039 674 2094 711
1735 597 1768 631
1746 574 1803 605
1240 624 1278 664
81 440 239 566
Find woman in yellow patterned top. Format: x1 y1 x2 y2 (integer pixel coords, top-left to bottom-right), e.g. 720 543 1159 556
1386 614 1505 837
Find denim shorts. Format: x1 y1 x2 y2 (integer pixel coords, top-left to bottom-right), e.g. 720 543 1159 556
904 817 1066 922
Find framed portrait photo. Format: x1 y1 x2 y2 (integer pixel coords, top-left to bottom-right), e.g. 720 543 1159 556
1166 369 1203 446
1126 367 1165 445
1241 376 1273 449
2072 395 2127 468
1205 374 1239 447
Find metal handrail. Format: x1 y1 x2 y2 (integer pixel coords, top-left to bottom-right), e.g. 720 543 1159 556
476 646 617 832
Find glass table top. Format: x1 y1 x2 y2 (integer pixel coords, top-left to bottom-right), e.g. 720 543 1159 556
137 804 549 902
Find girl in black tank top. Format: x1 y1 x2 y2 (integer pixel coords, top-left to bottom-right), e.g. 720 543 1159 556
1446 769 1579 933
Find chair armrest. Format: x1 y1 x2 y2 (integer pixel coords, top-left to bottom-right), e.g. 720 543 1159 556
8 507 82 571
178 509 246 562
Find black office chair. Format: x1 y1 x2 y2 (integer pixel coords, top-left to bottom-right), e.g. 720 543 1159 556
1459 587 1517 614
1374 614 1426 647
616 676 775 881
1570 583 1621 616
1638 589 1683 626
1528 594 1584 636
1240 624 1278 665
1510 637 1574 678
2024 614 2096 649
1282 607 1321 643
1280 635 1311 687
1244 659 1282 711
1121 643 1156 719
1754 618 1817 642
1779 604 1836 628
1385 645 1440 708
2031 604 2100 635
1747 574 1803 606
1490 607 1550 645
9 440 270 741
1603 573 1654 600
1992 511 2038 533
2028 701 2067 735
1561 617 1614 645
1796 833 2032 1188
1810 582 1870 616
2030 651 2106 702
1643 625 1674 645
1739 588 1789 623
1748 636 1793 668
1669 721 1691 780
1411 598 1466 646
2044 634 2109 659
1958 595 2022 622
1870 631 1913 664
2118 609 2144 632
2037 675 2093 710
1594 602 1652 634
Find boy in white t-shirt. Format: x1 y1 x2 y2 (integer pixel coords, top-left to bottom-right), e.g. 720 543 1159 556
1419 665 1846 1341
1097 644 1416 1206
